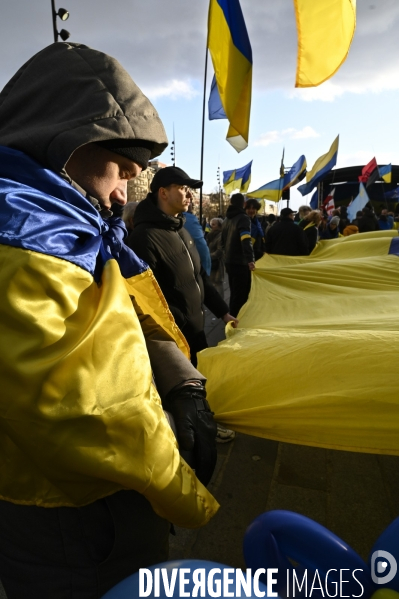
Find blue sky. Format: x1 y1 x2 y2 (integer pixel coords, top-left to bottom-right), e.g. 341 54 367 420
2 0 399 211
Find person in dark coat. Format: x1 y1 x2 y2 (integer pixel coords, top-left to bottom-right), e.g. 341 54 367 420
319 215 340 240
377 209 394 230
358 207 380 233
338 206 350 234
265 207 309 256
207 217 225 298
244 198 265 261
128 166 237 366
221 193 255 317
351 211 364 228
302 210 322 253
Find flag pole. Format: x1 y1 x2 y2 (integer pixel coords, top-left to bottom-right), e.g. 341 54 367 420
277 147 285 213
199 45 209 225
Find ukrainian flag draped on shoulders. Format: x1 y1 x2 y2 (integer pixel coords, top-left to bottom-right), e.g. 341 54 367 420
208 0 252 152
0 145 218 527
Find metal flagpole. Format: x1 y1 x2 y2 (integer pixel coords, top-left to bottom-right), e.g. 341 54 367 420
199 46 209 224
277 147 285 214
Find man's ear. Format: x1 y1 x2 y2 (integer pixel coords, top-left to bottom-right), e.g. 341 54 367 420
158 187 167 201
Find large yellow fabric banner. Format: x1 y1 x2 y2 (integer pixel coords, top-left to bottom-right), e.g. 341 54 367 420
198 231 399 455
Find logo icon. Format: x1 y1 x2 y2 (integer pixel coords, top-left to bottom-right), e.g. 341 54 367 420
371 550 397 585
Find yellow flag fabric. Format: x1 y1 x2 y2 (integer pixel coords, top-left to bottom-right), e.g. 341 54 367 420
0 244 218 527
294 0 356 87
198 231 399 455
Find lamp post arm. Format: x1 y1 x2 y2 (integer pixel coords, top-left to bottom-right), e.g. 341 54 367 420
51 0 58 42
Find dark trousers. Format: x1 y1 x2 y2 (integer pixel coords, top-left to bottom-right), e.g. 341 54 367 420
226 263 251 317
0 490 170 599
183 328 208 367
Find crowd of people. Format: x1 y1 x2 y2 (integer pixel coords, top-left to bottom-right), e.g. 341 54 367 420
204 202 399 266
194 199 399 317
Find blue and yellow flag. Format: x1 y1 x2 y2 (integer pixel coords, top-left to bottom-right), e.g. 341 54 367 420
247 155 307 202
208 0 252 152
310 188 319 209
379 164 392 184
247 177 285 203
294 0 356 87
282 154 307 191
298 135 339 196
223 160 252 194
0 146 219 526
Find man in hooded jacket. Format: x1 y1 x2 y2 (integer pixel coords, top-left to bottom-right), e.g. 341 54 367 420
0 42 219 599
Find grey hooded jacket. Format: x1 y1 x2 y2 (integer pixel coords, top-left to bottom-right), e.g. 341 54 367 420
0 42 167 173
0 41 204 397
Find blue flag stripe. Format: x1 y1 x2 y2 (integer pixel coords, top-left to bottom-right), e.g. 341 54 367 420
208 75 227 121
216 0 252 63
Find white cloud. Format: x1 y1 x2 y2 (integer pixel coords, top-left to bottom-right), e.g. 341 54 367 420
289 67 399 103
289 126 320 140
254 126 320 146
289 81 345 103
254 130 282 147
144 79 199 101
337 151 398 169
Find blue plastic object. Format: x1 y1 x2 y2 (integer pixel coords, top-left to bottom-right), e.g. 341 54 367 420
243 510 374 599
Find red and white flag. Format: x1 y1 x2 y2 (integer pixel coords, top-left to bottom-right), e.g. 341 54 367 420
323 188 335 215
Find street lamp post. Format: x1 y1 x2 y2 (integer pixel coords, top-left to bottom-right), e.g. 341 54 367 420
51 0 70 42
217 166 222 215
170 124 176 167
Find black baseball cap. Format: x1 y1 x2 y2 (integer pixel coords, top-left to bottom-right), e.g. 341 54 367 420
280 207 297 217
150 166 203 193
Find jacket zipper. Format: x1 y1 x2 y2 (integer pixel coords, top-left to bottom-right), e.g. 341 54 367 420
179 235 202 299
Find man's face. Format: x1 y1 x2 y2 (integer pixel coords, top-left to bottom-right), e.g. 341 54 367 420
65 143 142 209
245 205 257 219
381 209 388 216
158 184 191 216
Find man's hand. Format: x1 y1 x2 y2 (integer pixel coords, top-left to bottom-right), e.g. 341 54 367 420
222 313 239 328
163 383 217 486
248 262 256 271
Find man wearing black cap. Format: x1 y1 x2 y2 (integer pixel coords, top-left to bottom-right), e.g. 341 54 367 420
128 166 238 367
265 207 310 256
